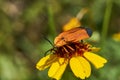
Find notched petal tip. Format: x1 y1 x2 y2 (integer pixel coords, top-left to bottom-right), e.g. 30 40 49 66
36 54 57 70
84 52 107 69
69 56 91 79
95 58 107 69
48 58 68 80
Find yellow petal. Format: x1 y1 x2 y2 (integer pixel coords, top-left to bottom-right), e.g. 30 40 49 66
48 58 68 80
63 17 81 31
90 47 101 52
36 54 57 70
84 52 107 69
78 57 91 78
69 56 91 79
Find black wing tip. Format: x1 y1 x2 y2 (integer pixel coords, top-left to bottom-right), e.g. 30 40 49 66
79 26 93 37
74 26 93 37
85 27 93 37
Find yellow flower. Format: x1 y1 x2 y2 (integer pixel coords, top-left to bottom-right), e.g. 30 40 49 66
112 32 120 41
36 42 107 80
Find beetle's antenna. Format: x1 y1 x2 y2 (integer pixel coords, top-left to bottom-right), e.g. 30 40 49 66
44 49 52 56
43 36 54 47
44 47 56 56
41 34 55 56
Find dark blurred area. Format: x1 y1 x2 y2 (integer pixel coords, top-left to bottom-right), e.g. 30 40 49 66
0 0 120 80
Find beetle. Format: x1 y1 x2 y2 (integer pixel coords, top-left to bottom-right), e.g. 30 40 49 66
54 27 92 47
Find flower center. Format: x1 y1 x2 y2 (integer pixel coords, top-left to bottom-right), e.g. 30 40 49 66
54 42 91 59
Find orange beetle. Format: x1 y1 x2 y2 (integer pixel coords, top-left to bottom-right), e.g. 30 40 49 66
54 27 92 47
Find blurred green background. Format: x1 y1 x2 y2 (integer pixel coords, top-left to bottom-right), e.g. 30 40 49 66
0 0 120 80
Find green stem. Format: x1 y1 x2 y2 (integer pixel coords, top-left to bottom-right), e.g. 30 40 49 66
101 0 113 46
47 4 57 39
